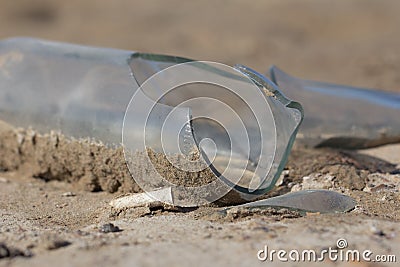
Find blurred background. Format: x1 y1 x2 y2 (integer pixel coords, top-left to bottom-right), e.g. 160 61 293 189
1 0 399 92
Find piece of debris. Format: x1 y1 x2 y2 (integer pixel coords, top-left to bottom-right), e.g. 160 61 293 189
99 223 121 233
0 177 9 183
110 188 173 210
42 239 71 250
55 203 68 208
291 173 335 192
61 192 76 197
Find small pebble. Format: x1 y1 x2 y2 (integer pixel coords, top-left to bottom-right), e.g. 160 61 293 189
0 243 29 258
0 177 9 183
44 239 71 250
55 203 68 208
99 223 121 233
370 226 386 237
0 244 9 258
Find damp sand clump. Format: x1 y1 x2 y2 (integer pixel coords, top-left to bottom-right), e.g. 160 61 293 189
0 121 217 194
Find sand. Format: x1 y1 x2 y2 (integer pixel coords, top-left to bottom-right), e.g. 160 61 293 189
1 0 400 266
1 121 399 266
0 121 218 194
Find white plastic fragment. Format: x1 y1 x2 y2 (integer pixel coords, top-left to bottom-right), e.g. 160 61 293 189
61 192 76 197
109 187 173 209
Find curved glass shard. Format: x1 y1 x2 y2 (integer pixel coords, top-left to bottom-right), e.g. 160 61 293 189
233 189 356 214
125 59 304 206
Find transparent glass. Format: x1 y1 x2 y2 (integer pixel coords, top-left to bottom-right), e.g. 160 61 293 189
0 37 135 144
225 190 356 214
270 66 400 149
0 38 303 206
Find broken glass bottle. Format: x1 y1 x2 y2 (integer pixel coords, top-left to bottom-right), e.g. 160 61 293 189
0 37 303 206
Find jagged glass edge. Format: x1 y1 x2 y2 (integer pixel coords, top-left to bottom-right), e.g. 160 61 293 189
234 65 304 195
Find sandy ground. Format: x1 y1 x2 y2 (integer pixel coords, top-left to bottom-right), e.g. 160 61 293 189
1 0 400 266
